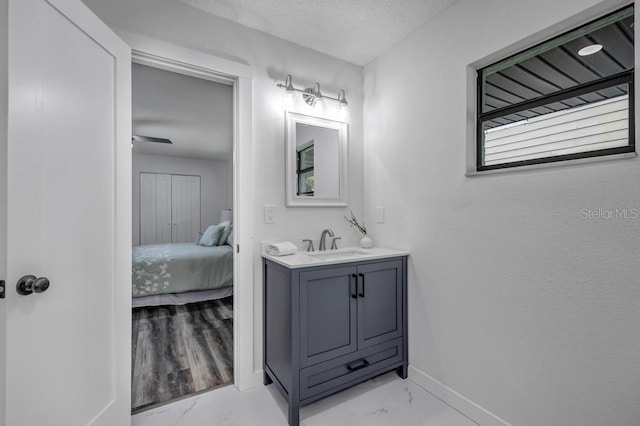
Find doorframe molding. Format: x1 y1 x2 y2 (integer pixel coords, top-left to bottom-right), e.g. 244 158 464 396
0 2 8 424
120 31 255 392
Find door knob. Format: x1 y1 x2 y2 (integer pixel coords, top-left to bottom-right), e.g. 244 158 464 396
16 275 50 295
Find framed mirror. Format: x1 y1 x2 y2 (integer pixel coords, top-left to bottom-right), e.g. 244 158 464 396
285 112 348 207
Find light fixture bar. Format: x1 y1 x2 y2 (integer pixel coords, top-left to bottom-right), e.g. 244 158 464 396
277 74 347 104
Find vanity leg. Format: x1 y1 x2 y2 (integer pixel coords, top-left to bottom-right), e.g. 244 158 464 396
263 370 273 385
397 364 408 379
288 398 300 426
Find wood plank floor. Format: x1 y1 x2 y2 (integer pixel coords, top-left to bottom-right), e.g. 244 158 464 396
131 297 233 413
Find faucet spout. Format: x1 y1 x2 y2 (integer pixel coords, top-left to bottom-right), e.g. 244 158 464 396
319 228 335 251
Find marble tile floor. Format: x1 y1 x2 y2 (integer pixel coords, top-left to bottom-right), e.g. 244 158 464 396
132 371 478 426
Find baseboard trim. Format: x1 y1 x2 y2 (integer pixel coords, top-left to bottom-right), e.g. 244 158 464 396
249 369 265 390
408 365 511 426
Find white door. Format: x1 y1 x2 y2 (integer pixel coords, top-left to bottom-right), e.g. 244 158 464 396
139 173 172 245
3 0 131 425
139 173 158 245
171 175 201 243
157 174 172 243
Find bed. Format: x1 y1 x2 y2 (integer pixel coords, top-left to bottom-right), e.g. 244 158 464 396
132 242 233 307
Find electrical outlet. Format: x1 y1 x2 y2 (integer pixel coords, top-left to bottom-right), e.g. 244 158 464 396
264 205 276 224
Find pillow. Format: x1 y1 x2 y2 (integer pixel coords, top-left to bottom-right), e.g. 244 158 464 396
226 229 234 246
199 224 223 247
220 209 233 223
195 231 204 245
218 223 233 246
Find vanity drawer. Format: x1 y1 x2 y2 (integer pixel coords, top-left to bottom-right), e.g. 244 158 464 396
299 338 402 401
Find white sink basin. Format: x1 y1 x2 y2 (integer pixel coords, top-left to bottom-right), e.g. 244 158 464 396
305 248 368 261
263 245 409 269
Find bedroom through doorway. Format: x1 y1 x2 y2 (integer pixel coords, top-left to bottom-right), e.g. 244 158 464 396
130 62 235 413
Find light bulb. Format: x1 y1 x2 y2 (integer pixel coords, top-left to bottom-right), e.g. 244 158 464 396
284 90 295 110
338 90 349 120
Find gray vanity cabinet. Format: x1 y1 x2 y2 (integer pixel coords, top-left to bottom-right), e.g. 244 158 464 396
263 256 408 426
299 265 358 367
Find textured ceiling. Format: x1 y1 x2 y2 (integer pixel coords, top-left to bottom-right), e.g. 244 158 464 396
176 0 458 65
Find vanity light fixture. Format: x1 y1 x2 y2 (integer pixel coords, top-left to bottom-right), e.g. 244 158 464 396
277 74 348 110
303 82 323 108
283 74 296 109
338 89 348 110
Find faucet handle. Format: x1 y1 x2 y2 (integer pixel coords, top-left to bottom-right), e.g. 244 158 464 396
303 239 315 252
330 237 341 250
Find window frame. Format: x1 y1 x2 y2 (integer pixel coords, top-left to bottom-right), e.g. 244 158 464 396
296 144 315 196
476 6 635 172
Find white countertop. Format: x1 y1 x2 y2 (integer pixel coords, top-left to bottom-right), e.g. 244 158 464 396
262 246 409 269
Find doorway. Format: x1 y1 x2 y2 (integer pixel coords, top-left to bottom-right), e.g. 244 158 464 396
130 62 235 412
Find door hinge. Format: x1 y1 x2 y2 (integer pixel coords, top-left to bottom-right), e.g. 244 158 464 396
0 280 5 299
237 244 240 254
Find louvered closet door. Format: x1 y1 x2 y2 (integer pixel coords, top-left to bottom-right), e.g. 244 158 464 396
156 174 172 243
139 173 172 244
139 173 157 245
171 175 201 243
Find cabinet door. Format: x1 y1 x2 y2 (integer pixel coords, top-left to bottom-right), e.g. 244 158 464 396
299 265 358 367
357 259 403 348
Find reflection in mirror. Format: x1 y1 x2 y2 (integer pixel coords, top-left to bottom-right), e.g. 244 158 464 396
296 138 314 196
286 112 348 207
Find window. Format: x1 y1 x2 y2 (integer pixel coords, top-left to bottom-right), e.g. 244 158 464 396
476 6 634 171
297 141 315 195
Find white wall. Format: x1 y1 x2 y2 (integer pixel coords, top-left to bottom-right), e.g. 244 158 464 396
85 0 365 373
364 0 640 425
132 153 232 246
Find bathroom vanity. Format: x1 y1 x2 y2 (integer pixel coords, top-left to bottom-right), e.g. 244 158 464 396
262 247 409 426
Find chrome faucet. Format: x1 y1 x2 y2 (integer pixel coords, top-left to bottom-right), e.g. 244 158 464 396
319 228 335 251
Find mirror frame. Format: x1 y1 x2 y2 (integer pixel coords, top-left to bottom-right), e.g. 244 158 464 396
285 111 348 207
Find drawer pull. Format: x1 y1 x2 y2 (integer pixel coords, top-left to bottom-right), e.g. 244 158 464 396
346 359 370 372
358 273 365 297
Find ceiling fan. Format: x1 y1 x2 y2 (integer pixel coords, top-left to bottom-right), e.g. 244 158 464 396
131 135 172 144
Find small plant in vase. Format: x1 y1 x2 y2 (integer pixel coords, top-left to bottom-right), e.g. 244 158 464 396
345 210 373 249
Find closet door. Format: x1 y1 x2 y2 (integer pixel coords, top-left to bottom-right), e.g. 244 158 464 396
156 174 172 243
171 175 201 243
139 173 172 244
139 173 157 245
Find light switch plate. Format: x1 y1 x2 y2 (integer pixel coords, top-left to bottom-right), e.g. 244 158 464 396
376 206 385 223
264 205 276 224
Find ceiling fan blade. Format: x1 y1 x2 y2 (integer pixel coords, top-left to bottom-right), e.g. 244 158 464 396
132 135 173 144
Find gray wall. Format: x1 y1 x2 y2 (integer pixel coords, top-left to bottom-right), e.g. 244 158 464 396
364 0 640 424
